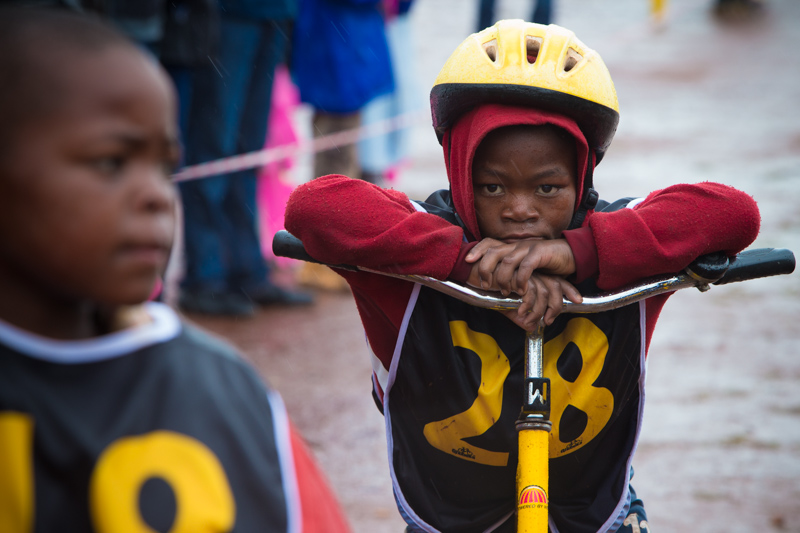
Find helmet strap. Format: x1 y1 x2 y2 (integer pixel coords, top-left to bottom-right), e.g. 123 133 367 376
567 154 598 230
568 187 598 230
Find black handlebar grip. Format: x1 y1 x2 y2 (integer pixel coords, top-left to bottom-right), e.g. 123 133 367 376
714 248 796 285
271 230 359 272
686 252 730 283
272 230 316 262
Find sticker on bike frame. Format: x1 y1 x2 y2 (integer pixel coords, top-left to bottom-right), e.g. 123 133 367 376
518 484 548 508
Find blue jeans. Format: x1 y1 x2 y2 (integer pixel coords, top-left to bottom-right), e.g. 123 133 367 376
477 0 553 32
177 16 289 293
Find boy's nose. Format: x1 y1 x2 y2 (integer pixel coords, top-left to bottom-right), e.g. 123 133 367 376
505 195 539 221
139 169 176 213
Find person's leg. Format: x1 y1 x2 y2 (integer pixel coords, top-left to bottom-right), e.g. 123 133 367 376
477 0 496 31
221 19 312 305
177 15 262 314
713 0 766 21
531 0 553 25
225 18 284 292
165 65 193 140
312 111 362 179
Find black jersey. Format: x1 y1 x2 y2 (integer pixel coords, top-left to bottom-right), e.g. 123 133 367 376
383 282 646 533
0 303 303 533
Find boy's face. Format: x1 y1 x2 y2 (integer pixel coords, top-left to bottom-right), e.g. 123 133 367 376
0 45 180 307
472 125 577 241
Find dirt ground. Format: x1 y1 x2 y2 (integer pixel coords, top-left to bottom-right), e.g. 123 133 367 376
183 0 800 531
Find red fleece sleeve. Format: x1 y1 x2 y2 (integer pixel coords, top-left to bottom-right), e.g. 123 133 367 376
285 175 465 279
284 175 467 372
448 241 481 283
588 182 760 290
562 226 599 284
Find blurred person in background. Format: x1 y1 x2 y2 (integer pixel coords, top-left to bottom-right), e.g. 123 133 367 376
173 0 314 316
476 0 553 32
713 0 766 20
357 0 420 187
290 0 394 290
290 0 394 181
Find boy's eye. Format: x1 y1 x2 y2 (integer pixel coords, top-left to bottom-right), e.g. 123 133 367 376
93 156 125 175
481 184 504 196
538 184 559 196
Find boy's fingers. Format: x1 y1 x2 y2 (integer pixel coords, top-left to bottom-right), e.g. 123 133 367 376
494 254 524 295
477 257 498 289
515 247 545 283
498 309 535 332
476 247 513 289
506 276 582 330
544 278 565 325
529 278 549 326
465 238 504 262
562 281 583 304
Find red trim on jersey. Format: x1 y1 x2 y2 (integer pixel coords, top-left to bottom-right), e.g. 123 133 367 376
289 424 352 533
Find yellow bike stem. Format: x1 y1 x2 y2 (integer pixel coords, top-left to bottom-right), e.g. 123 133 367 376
516 321 551 533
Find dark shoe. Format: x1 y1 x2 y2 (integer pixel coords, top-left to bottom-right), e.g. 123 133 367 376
179 289 255 317
713 0 765 21
359 170 385 186
244 284 314 307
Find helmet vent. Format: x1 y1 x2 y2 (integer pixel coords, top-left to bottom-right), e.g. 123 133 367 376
483 39 497 62
564 48 583 72
526 36 542 64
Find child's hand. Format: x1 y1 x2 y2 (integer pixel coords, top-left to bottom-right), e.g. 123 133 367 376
501 273 582 331
463 238 582 331
465 238 577 296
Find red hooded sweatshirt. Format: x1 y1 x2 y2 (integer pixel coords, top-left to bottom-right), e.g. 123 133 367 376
285 104 760 370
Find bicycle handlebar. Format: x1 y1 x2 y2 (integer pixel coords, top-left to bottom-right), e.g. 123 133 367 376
272 230 795 312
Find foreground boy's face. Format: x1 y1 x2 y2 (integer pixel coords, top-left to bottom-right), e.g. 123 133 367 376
0 45 179 307
472 125 577 241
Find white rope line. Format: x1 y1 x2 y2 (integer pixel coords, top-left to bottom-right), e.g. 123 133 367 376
172 109 429 183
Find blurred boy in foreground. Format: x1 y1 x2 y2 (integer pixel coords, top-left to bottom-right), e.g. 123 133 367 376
0 8 349 532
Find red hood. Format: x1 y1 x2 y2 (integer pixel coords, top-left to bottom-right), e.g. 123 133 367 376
442 103 591 241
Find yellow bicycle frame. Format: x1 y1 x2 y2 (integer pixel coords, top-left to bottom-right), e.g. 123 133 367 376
516 322 551 533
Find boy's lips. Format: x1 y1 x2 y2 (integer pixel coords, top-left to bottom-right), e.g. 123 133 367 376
120 241 171 266
500 234 545 243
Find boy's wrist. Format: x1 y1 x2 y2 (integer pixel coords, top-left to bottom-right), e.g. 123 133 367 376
449 241 480 283
562 227 599 283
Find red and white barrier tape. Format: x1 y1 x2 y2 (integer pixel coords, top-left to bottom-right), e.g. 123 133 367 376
172 110 429 183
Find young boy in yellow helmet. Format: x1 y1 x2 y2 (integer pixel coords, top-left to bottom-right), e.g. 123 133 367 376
0 7 351 531
285 20 760 532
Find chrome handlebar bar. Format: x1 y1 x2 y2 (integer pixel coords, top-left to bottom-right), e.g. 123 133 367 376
272 230 795 313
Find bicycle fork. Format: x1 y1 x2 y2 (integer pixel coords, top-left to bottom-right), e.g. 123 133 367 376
516 320 551 533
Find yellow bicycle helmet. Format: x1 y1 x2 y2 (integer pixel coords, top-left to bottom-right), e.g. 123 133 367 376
431 20 619 163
